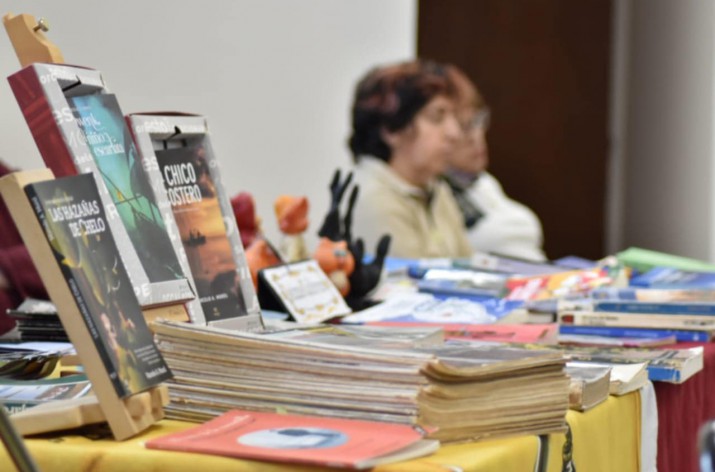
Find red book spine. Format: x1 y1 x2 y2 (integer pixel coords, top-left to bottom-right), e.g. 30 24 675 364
8 66 78 178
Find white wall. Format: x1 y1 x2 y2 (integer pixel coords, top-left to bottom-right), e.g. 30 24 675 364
0 1 416 250
621 0 715 261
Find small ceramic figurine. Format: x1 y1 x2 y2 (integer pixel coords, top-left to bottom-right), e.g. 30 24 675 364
244 239 282 289
313 237 355 297
230 191 260 249
274 195 310 262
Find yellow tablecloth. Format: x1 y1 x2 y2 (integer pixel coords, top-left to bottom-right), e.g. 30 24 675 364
548 391 641 472
0 391 640 472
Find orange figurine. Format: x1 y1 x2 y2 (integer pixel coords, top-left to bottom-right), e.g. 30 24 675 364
244 239 282 289
313 237 355 297
274 195 309 262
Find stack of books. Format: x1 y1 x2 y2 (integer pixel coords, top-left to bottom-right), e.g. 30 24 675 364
151 320 570 443
557 289 715 343
5 299 68 343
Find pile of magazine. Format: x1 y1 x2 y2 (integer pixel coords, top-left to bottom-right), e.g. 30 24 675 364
152 320 570 443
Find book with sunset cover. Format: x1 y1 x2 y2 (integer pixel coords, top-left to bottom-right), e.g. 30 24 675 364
154 144 249 322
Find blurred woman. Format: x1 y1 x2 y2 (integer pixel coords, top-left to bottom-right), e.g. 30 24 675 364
444 66 546 262
348 60 472 259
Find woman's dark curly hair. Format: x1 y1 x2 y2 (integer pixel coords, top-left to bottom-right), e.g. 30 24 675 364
348 59 455 163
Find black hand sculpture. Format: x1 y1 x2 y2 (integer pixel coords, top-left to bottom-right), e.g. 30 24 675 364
345 235 391 310
316 168 391 309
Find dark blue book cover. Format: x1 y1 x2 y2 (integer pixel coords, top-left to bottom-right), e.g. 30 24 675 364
67 93 184 284
558 324 711 343
25 174 172 398
593 301 715 315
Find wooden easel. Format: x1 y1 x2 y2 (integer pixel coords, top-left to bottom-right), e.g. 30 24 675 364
0 170 170 440
1 15 170 440
3 13 64 66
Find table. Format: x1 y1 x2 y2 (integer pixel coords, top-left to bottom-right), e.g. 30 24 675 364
0 391 641 472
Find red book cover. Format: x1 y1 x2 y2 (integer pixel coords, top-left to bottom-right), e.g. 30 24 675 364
369 321 558 344
145 409 438 469
505 268 613 301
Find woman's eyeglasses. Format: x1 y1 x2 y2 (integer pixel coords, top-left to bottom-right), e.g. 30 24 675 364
462 108 491 132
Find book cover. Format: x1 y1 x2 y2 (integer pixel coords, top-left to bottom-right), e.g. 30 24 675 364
630 267 715 289
0 374 91 415
145 409 437 469
590 287 715 302
369 321 558 344
67 93 185 284
25 174 172 397
259 260 352 324
592 301 715 315
8 65 194 308
616 246 715 273
558 333 677 348
558 324 712 343
505 268 613 301
127 112 263 328
154 144 249 322
415 268 507 298
564 346 703 384
558 310 715 331
341 293 521 324
520 341 703 384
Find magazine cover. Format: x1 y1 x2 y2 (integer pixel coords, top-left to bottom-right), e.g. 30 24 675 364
145 409 437 469
154 144 248 321
25 174 172 397
66 93 184 284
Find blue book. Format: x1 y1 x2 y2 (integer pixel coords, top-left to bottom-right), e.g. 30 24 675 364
630 267 715 289
558 324 711 343
592 301 715 315
590 286 715 302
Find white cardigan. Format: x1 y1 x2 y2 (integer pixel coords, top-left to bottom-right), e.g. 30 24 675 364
466 172 546 262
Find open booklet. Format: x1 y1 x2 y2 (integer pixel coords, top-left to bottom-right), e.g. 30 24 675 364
145 409 438 469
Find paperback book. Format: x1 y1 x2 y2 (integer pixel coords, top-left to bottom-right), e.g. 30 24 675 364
558 324 711 343
564 364 611 411
67 93 185 285
0 374 91 415
505 267 614 302
5 298 68 343
415 268 508 299
557 310 715 331
630 267 715 289
341 293 522 325
154 143 249 322
590 287 715 302
145 409 438 469
368 322 558 344
8 63 193 308
127 112 262 329
258 260 352 324
25 174 172 397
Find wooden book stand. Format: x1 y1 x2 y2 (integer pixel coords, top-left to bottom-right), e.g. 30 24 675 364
3 13 64 66
0 170 169 440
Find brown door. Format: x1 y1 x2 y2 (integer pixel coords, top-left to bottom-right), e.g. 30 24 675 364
418 0 611 260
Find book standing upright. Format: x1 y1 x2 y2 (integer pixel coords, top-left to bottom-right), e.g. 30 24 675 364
0 169 171 440
127 113 262 331
7 63 195 319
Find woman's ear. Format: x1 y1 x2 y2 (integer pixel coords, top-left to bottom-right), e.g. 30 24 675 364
380 126 402 149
